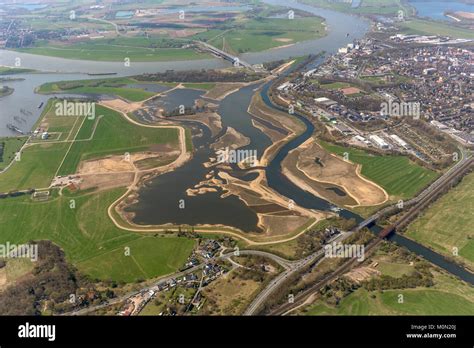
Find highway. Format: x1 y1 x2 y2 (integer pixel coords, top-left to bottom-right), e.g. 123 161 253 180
64 249 299 316
65 150 472 316
194 40 255 70
262 151 474 316
243 231 353 315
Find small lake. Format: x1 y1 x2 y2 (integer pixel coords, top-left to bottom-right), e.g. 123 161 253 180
409 0 474 21
154 89 204 113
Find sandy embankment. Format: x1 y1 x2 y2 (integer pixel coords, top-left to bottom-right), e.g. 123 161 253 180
284 138 388 207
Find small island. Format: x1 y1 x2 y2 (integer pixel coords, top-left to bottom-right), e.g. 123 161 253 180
0 85 14 97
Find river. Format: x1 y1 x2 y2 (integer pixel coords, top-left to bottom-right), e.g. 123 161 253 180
0 1 472 283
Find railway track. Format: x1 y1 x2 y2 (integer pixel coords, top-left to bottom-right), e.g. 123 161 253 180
266 155 474 316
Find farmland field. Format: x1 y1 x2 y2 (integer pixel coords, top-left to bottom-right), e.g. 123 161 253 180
16 44 210 62
57 105 179 175
320 141 438 199
0 188 195 282
0 142 69 192
0 137 28 171
200 17 326 54
38 77 156 102
399 19 474 40
300 0 409 15
305 287 474 315
406 172 474 271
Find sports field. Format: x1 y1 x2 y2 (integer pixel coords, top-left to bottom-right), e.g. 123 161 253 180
0 188 195 282
406 172 474 270
320 141 438 199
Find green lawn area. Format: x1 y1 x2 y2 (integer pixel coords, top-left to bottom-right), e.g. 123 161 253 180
0 66 35 75
406 172 474 270
0 188 195 282
0 103 180 192
0 257 34 288
399 19 474 40
38 77 155 102
15 42 210 62
320 141 438 199
198 16 325 54
305 287 474 315
375 260 414 278
0 137 28 171
301 0 407 15
0 142 70 192
57 105 179 175
182 83 216 90
320 82 351 90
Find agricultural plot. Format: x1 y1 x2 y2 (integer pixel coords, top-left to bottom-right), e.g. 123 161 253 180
0 188 195 282
406 172 474 270
305 287 474 315
203 17 326 54
16 43 210 62
0 137 27 171
399 19 474 40
38 78 156 102
320 141 438 199
57 105 179 175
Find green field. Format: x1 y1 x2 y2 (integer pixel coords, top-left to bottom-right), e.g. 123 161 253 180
38 77 155 102
320 141 438 199
375 260 414 278
0 137 28 171
195 16 326 54
399 19 474 40
319 82 351 90
301 0 409 15
0 188 194 282
57 105 179 175
406 172 474 270
16 42 210 62
0 142 70 192
305 287 474 315
0 66 35 75
0 103 179 192
182 83 216 90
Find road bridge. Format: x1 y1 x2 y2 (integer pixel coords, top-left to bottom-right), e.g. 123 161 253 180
194 40 255 71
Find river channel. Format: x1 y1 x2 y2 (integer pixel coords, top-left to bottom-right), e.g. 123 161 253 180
0 1 472 283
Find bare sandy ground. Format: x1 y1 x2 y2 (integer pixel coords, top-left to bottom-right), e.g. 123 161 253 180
247 93 303 166
100 99 144 114
258 214 309 237
211 126 250 150
344 266 381 283
173 112 222 137
204 83 247 101
292 139 388 207
453 11 474 20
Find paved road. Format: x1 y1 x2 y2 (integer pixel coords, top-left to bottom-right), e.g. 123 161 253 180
65 248 298 316
243 231 351 315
